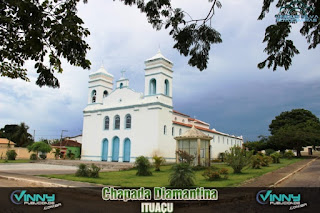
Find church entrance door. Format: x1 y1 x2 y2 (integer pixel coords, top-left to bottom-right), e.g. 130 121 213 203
112 137 120 162
123 138 131 162
102 139 108 161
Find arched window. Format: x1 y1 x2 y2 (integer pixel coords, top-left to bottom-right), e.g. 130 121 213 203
91 90 96 103
164 79 169 96
114 115 120 130
179 128 182 135
182 119 185 123
149 79 156 95
125 114 131 129
103 90 108 98
172 127 174 136
164 125 167 135
120 83 123 89
104 116 109 130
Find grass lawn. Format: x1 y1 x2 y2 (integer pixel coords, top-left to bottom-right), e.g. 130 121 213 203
41 158 302 187
0 159 32 163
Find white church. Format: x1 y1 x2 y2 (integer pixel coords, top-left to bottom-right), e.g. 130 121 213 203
81 50 243 163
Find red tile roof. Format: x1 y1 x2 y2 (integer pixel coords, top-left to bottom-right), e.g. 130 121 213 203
52 140 81 147
173 110 190 117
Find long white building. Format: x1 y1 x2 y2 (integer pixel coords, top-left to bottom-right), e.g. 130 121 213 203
81 50 243 162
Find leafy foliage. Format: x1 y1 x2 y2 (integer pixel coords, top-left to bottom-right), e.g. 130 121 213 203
88 164 101 178
0 0 91 87
283 150 295 159
75 164 89 177
75 163 101 178
176 150 195 165
120 0 222 71
202 167 229 181
225 146 252 173
27 141 52 155
265 149 275 156
0 123 33 147
270 152 281 164
152 155 165 171
169 163 195 187
258 0 320 71
251 155 273 169
268 109 320 156
30 153 37 160
135 156 152 176
6 150 17 160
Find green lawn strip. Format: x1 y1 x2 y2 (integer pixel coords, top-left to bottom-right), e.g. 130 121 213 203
40 158 302 187
0 159 32 163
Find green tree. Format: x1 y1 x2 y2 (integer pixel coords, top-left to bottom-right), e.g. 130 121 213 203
0 123 33 147
225 146 252 173
268 109 320 157
244 135 268 154
152 155 165 171
27 141 52 158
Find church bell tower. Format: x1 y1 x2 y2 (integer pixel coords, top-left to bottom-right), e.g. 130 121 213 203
88 65 114 104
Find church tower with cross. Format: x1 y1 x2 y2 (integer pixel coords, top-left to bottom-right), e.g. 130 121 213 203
116 70 129 89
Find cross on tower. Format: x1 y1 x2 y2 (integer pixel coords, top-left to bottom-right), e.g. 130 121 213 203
121 70 126 78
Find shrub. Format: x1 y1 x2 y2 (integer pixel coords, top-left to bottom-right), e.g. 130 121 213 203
76 164 89 177
169 163 195 187
88 164 101 178
6 150 17 160
251 155 263 169
135 156 152 176
283 150 295 159
152 155 165 171
219 168 229 179
202 167 229 181
53 148 61 159
75 163 101 178
39 154 47 159
30 153 37 160
265 149 275 156
270 152 281 164
218 153 225 162
176 150 195 165
225 147 252 173
202 169 220 181
261 156 272 167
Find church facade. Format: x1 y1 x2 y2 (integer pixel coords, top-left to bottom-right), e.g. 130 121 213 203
81 51 243 162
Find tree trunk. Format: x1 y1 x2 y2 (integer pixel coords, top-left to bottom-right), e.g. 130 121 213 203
296 149 301 157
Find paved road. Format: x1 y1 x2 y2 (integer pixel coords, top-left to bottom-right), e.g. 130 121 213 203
277 158 320 187
0 163 77 175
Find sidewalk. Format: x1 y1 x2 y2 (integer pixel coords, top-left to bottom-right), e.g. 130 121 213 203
241 156 318 187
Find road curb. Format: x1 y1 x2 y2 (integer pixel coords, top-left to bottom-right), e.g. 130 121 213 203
269 157 319 187
0 174 70 187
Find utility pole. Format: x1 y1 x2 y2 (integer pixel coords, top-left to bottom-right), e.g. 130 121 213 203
33 130 35 142
60 130 68 150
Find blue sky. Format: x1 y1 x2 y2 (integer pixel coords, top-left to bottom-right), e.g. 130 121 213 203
0 0 319 141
